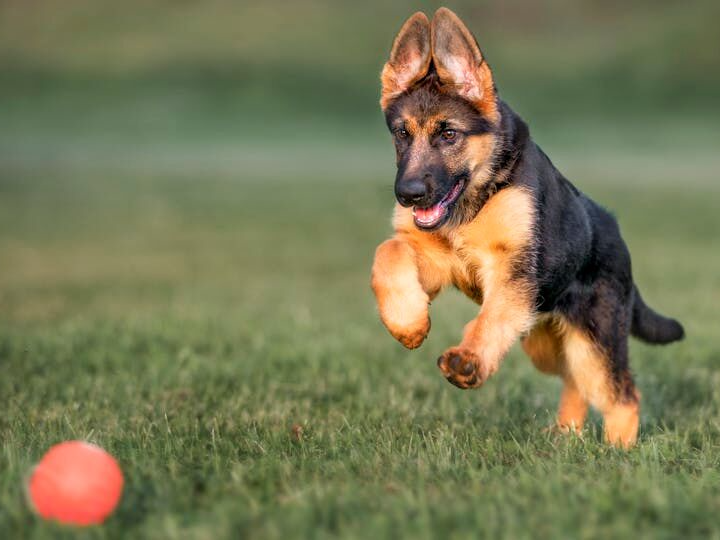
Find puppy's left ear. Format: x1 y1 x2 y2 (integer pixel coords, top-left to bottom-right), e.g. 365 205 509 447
380 12 432 109
431 8 499 123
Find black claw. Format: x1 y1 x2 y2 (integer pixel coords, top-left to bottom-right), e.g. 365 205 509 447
437 356 444 368
467 375 478 386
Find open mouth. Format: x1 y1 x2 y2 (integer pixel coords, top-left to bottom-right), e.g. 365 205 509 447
412 179 466 230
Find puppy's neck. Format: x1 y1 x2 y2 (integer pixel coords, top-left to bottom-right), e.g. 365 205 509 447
447 103 530 232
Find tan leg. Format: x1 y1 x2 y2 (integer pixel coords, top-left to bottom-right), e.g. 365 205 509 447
603 391 640 448
522 319 588 434
522 318 563 375
562 324 639 448
437 276 535 388
557 381 588 434
436 186 537 389
371 237 452 349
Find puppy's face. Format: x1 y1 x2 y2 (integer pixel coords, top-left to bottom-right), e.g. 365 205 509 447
380 9 500 230
385 76 495 230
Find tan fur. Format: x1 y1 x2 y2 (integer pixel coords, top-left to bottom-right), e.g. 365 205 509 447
459 133 499 219
380 187 537 387
380 13 432 109
431 8 500 124
603 398 640 448
448 187 536 373
521 317 640 447
392 186 536 315
523 318 588 433
401 116 422 136
375 7 641 448
562 325 616 413
557 381 588 434
371 239 432 349
465 134 496 174
522 318 563 375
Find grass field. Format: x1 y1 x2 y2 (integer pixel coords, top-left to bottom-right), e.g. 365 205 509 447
2 3 720 537
1 103 720 539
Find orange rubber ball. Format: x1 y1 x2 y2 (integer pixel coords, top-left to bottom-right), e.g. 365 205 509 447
28 441 124 526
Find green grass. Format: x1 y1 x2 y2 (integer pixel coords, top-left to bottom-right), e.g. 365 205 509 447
1 126 720 539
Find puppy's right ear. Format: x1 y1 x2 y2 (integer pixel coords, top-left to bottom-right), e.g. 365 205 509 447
380 12 431 110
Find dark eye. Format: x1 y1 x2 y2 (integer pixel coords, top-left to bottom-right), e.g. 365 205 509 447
395 128 409 140
441 129 457 142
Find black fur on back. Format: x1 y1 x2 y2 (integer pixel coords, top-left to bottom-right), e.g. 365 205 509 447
493 100 684 396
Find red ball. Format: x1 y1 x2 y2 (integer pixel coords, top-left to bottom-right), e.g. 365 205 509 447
28 441 124 526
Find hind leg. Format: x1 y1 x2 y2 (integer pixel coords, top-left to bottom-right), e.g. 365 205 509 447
562 323 639 448
556 381 589 434
523 318 588 434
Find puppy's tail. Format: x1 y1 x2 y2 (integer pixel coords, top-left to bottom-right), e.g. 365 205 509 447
631 285 684 344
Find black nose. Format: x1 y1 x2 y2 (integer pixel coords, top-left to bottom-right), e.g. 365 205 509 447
395 178 429 207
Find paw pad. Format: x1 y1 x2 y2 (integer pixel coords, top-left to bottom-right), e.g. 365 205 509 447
437 349 484 389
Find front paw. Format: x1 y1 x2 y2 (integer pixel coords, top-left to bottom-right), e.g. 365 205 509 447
388 316 430 349
436 347 490 389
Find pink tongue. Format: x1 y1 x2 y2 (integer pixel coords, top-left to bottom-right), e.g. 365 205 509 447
414 204 444 224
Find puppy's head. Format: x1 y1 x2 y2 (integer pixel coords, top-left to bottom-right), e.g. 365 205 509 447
381 8 501 231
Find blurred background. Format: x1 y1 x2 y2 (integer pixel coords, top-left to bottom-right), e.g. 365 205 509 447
2 0 719 176
1 0 719 325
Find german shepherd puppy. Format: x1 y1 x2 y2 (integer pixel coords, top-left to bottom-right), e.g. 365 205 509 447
371 8 684 447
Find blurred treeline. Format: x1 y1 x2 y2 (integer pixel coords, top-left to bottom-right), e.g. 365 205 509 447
1 0 718 128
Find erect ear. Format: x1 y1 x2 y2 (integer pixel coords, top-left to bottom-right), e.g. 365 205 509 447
431 7 499 123
380 12 431 110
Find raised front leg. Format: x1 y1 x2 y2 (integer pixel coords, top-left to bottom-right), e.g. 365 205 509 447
436 186 537 389
437 278 535 388
371 236 451 349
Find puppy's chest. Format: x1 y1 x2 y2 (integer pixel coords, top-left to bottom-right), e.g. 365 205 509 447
395 186 536 303
445 232 498 304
